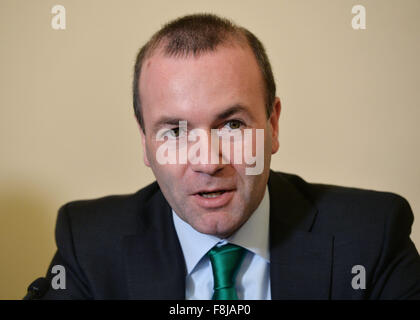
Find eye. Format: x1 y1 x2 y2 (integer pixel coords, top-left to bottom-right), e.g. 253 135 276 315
164 127 187 139
224 119 244 130
168 128 180 137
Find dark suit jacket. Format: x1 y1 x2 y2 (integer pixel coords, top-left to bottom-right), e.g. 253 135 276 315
37 170 420 299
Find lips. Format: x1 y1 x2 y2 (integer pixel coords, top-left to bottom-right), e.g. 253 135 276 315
192 189 235 208
194 186 234 194
199 190 226 198
195 188 234 197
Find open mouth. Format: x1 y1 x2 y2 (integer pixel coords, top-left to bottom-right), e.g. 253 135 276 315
198 191 226 198
193 189 234 208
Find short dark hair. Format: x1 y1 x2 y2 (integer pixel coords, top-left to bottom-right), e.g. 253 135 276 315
132 13 276 132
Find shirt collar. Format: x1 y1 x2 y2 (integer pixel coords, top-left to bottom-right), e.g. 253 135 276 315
172 186 270 274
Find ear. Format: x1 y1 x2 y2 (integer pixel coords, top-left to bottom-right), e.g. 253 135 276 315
135 115 151 167
269 97 281 154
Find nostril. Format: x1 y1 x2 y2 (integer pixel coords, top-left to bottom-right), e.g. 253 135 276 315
190 162 225 175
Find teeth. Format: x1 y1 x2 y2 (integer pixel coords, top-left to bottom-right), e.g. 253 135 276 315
200 191 224 198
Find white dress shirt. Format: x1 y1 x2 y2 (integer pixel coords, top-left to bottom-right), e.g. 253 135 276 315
172 186 271 300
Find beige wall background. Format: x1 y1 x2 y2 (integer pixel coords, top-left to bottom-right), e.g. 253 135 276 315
1 0 419 299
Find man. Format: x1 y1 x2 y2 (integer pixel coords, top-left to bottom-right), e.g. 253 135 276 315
26 13 420 299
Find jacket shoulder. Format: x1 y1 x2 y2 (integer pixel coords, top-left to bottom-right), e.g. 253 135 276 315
274 171 413 234
56 181 161 243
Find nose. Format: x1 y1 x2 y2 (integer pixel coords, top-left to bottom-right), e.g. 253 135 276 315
188 129 226 176
190 161 225 175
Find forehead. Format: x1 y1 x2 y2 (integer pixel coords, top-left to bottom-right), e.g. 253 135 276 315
139 44 266 128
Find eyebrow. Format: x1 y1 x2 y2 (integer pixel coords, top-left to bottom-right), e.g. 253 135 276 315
214 104 254 122
153 117 183 130
152 103 254 132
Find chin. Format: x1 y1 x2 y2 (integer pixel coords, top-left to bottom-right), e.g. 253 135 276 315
197 226 235 239
193 212 241 238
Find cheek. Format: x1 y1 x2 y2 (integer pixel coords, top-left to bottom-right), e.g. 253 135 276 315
240 128 264 164
230 165 252 192
146 141 188 184
150 161 186 183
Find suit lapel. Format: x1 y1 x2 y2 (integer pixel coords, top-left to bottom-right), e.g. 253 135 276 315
268 171 334 299
122 189 186 299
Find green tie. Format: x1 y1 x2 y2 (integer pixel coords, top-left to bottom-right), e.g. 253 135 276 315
207 243 246 300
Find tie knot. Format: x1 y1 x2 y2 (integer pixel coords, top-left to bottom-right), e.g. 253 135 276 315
207 243 246 300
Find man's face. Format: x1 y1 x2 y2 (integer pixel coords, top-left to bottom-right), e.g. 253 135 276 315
138 43 281 238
